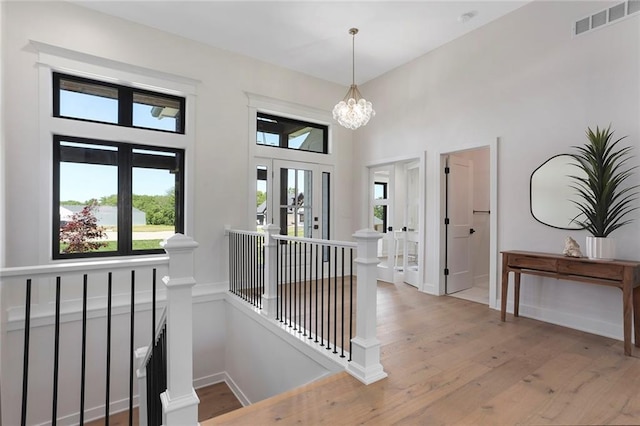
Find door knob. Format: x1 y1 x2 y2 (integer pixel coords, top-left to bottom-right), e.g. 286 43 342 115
470 228 476 234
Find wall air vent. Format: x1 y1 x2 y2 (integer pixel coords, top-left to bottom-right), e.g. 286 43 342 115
573 1 639 36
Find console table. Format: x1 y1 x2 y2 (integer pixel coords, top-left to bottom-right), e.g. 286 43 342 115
501 250 640 356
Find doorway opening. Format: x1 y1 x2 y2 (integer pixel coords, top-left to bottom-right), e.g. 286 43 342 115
442 147 491 305
368 156 424 289
255 158 332 240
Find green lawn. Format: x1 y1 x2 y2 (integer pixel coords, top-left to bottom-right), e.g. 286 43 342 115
132 225 174 232
60 239 164 253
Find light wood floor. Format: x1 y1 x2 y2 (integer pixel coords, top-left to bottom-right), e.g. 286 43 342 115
205 280 640 425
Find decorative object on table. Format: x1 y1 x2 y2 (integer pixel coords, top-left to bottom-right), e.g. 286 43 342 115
569 125 639 260
332 28 375 130
562 236 583 257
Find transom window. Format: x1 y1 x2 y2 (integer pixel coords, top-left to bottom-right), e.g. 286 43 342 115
256 112 328 154
53 72 186 134
53 136 185 259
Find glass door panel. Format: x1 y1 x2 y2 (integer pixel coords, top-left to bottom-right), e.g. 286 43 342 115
370 166 394 283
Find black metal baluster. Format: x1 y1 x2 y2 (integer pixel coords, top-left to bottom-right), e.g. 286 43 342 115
321 246 325 347
253 235 257 307
333 248 338 354
349 249 354 361
232 233 236 295
229 233 233 294
20 278 32 426
288 241 292 327
307 244 312 339
292 241 297 330
234 232 238 295
105 272 112 424
327 246 331 351
241 233 244 298
341 248 346 358
298 241 302 333
250 235 254 306
260 235 265 308
80 274 88 425
276 239 281 321
315 245 319 343
129 271 135 426
52 277 61 425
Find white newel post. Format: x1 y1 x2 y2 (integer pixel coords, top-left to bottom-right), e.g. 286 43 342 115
135 347 149 426
346 229 388 385
261 224 280 319
160 234 200 425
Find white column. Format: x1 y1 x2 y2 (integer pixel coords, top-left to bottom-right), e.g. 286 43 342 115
346 229 388 385
135 346 148 426
261 224 280 319
160 234 200 425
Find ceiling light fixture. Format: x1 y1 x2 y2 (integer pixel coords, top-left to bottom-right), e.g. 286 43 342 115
332 28 375 130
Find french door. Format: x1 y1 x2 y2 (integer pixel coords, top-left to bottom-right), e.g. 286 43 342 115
256 158 332 240
370 165 395 283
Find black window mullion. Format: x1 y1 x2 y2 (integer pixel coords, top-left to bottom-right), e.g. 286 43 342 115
53 135 184 259
119 88 133 127
52 138 62 257
119 146 133 255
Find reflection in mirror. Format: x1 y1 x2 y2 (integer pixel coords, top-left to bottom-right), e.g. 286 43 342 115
530 154 587 230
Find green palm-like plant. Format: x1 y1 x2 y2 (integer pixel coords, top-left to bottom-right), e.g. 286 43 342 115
570 125 638 237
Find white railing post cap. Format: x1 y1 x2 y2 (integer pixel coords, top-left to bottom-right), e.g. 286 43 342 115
263 223 280 232
353 228 382 240
161 233 199 250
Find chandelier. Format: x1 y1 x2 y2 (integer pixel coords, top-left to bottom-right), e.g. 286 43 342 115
332 28 375 130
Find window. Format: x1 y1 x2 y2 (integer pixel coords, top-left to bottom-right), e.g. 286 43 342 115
373 182 388 233
54 72 185 134
53 135 184 259
256 112 328 154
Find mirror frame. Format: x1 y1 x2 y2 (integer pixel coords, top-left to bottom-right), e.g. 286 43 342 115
529 154 586 231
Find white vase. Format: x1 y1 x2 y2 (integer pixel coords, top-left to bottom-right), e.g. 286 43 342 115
585 236 616 260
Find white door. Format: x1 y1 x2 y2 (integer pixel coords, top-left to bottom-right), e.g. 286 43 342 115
446 155 474 294
403 162 420 287
370 165 395 283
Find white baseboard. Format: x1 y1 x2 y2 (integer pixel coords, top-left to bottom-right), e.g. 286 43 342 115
498 299 623 342
41 395 139 426
420 281 438 295
222 372 252 407
193 371 250 407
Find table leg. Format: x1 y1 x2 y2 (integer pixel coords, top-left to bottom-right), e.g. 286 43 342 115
514 272 521 318
501 268 509 322
623 283 632 356
634 286 640 349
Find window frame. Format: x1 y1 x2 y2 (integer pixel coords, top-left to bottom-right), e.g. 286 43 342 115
257 112 328 154
53 72 186 134
52 135 185 259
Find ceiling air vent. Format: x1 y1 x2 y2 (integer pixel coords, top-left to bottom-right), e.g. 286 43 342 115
573 1 639 36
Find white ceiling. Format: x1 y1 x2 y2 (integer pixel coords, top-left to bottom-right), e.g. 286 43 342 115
73 1 530 86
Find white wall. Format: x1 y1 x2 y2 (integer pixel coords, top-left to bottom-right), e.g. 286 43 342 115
224 298 342 405
354 1 640 339
1 0 354 275
1 1 353 424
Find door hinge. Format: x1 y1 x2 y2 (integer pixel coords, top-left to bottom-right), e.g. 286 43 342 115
444 268 449 276
444 217 450 225
444 166 450 174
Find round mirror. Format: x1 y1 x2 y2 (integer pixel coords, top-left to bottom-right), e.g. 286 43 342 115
530 154 587 230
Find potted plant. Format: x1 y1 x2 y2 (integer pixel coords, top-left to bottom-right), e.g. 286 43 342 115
570 125 638 259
